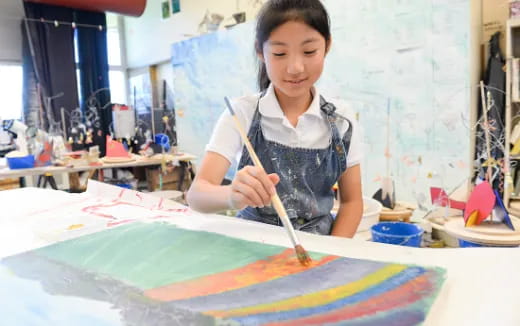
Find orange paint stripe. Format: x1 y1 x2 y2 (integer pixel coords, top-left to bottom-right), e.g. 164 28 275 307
266 272 435 326
145 250 337 301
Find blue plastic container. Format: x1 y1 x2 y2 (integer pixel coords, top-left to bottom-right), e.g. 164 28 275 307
458 239 484 247
154 133 170 152
7 155 35 169
115 183 133 189
458 239 519 248
371 222 424 247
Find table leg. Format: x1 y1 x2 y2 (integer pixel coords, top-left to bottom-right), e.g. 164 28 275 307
69 172 81 192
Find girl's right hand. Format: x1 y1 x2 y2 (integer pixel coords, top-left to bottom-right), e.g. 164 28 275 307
229 166 280 210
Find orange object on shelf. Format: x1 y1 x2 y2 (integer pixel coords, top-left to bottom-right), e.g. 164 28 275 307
25 0 146 17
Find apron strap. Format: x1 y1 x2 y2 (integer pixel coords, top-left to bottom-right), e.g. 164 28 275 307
319 95 350 172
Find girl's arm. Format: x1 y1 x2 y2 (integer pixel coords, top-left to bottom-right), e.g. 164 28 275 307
186 152 233 213
186 151 278 213
331 164 363 238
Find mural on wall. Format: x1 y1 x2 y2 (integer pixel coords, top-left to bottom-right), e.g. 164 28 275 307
170 0 471 209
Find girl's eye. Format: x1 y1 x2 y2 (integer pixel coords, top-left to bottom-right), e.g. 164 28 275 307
304 50 317 55
273 53 286 57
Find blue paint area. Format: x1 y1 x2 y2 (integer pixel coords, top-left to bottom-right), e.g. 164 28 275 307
232 267 426 325
0 266 121 326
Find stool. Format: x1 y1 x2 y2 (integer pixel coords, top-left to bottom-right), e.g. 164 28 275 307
37 173 58 189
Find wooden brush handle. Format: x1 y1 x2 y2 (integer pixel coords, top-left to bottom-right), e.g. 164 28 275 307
271 193 299 247
231 115 264 168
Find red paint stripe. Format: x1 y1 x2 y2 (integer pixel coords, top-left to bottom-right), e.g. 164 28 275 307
163 208 189 213
145 251 337 302
106 219 136 227
81 206 115 219
266 272 436 326
158 198 164 209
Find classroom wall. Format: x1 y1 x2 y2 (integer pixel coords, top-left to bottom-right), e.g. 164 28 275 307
0 1 24 62
169 0 478 205
123 0 263 68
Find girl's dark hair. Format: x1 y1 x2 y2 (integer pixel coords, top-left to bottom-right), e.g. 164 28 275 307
255 0 331 91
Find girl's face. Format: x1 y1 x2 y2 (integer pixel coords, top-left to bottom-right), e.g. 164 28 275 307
260 20 329 99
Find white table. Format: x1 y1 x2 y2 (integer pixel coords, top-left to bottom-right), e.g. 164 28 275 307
0 153 196 179
0 185 519 326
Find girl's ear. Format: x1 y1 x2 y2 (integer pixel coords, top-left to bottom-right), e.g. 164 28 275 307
325 38 332 55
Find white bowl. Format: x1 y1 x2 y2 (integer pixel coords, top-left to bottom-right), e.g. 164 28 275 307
358 197 383 232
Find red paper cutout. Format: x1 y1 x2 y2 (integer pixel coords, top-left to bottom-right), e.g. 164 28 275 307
463 181 496 225
430 187 466 210
106 136 130 158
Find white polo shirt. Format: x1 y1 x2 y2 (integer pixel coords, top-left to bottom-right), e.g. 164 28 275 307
206 83 363 169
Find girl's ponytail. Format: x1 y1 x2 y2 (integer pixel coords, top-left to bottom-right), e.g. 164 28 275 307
257 60 270 92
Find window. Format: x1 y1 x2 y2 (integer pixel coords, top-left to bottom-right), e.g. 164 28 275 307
0 64 23 120
109 70 126 104
106 13 127 104
107 24 122 66
74 13 127 106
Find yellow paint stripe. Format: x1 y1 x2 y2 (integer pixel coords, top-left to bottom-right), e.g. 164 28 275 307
207 264 407 318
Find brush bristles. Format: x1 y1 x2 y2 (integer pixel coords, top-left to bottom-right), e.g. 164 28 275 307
295 245 312 266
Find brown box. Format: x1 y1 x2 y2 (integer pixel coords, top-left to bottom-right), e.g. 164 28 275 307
146 166 192 191
0 178 19 191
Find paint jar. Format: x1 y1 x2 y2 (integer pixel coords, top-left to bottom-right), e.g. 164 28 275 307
371 222 423 247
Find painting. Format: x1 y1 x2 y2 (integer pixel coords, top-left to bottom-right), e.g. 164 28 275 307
161 0 170 19
171 0 181 14
0 222 445 325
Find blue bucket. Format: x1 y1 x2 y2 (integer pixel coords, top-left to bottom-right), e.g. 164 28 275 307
371 222 423 247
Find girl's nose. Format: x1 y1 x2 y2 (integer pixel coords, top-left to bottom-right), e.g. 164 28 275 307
286 55 304 74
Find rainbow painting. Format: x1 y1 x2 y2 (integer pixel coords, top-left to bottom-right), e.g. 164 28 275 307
0 222 445 325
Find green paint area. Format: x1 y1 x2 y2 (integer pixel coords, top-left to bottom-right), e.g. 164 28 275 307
35 222 326 290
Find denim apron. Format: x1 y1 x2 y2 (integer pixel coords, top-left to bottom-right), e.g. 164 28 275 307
236 95 352 235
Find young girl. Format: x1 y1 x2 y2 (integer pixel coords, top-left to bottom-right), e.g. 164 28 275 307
187 0 363 238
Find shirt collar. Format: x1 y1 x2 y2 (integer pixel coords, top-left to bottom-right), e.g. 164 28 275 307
258 83 322 119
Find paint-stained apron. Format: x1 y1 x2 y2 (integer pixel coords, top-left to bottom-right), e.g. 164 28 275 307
237 95 352 235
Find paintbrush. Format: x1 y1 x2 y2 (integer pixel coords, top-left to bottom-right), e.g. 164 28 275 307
224 96 312 266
